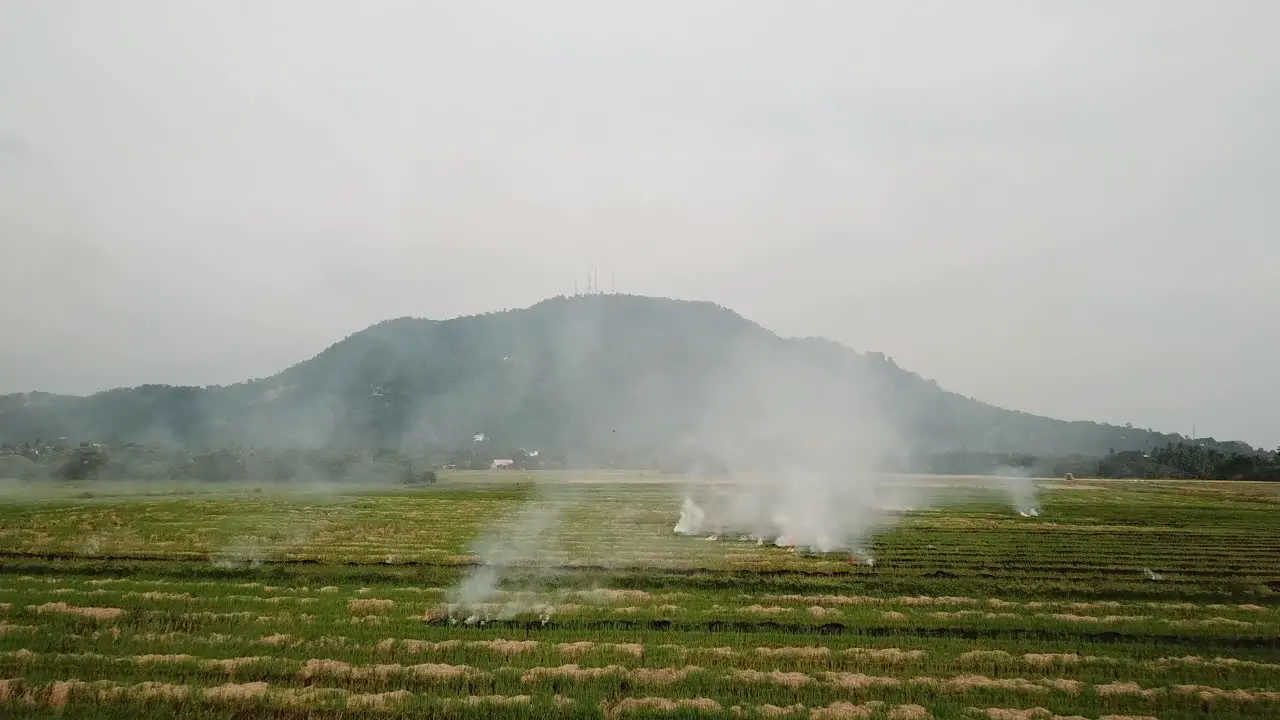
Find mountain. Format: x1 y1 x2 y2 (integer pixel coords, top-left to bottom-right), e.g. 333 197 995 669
0 294 1215 462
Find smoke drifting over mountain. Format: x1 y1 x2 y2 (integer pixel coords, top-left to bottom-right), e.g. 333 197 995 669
442 302 1046 613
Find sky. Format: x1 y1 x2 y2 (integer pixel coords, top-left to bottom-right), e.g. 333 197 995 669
1 1 1277 448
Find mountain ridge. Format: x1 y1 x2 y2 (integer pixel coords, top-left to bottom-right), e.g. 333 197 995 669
0 294 1244 459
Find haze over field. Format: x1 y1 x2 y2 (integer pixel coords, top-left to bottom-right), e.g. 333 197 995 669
2 2 1278 446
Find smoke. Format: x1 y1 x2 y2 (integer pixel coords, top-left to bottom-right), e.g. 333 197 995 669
674 495 705 535
991 465 1041 517
443 483 576 624
436 304 948 577
213 536 266 569
653 334 928 564
670 470 916 563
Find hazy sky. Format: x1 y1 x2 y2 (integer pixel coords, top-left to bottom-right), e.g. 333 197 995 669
2 2 1277 447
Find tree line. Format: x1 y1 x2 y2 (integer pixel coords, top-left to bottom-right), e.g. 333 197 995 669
0 442 437 485
911 442 1280 481
1 439 1276 482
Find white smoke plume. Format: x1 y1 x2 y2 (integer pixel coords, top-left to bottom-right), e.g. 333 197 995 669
444 484 574 624
671 470 921 563
212 536 266 569
656 337 930 564
991 466 1041 517
450 304 1037 586
674 495 705 535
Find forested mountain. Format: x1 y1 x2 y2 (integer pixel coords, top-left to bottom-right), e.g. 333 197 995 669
0 294 1227 463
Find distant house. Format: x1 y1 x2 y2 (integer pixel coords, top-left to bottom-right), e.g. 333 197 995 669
491 459 514 470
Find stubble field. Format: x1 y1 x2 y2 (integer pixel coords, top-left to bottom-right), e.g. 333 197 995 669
0 474 1277 719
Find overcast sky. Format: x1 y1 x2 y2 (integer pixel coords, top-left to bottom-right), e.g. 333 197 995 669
1 2 1277 447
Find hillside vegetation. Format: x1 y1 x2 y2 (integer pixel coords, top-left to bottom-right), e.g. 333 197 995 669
0 295 1243 465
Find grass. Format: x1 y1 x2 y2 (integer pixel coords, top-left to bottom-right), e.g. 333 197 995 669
0 474 1277 719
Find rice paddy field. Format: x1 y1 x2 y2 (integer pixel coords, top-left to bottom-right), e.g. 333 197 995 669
0 473 1277 719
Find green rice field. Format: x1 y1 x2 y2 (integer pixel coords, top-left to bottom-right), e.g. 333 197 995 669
0 474 1277 719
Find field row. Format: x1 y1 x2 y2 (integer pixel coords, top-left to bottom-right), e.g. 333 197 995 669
6 532 1278 565
5 602 1276 648
10 609 1280 661
11 545 1277 575
1 677 1170 720
4 580 1276 616
3 564 1275 606
5 645 1280 694
2 671 1275 719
